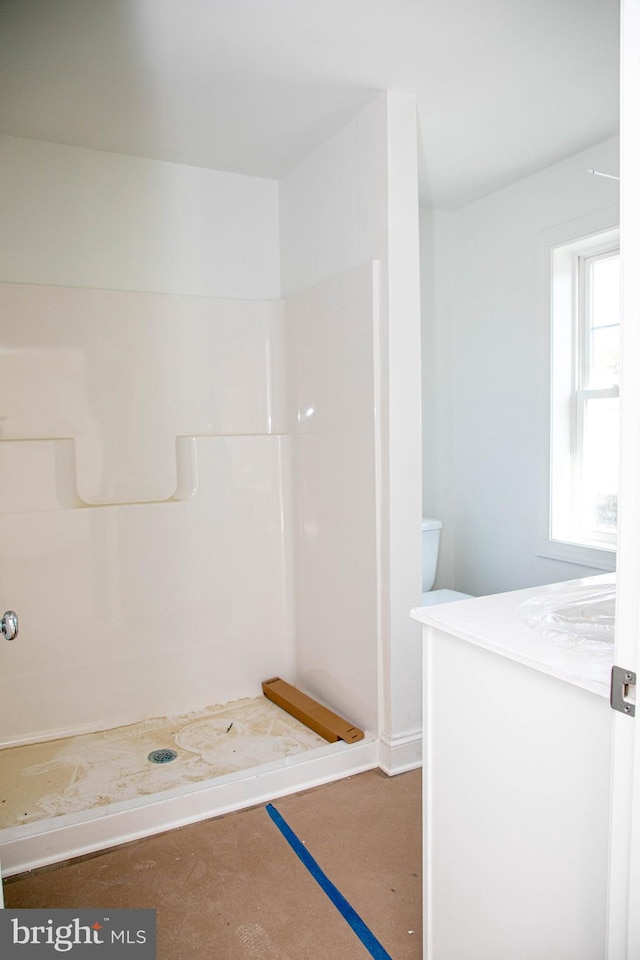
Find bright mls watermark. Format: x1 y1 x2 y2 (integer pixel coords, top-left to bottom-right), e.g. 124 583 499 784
0 910 156 957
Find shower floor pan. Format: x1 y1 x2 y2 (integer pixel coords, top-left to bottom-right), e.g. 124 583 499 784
0 696 377 876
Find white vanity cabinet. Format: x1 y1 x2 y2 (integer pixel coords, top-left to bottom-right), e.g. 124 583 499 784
412 578 614 960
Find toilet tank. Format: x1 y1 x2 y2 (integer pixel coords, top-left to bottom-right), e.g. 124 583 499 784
422 518 443 592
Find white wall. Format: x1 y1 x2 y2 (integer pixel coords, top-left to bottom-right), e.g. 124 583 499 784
0 434 293 744
280 92 423 770
0 137 290 744
420 207 456 589
287 263 379 735
0 283 287 504
384 93 423 761
0 135 280 299
279 97 388 297
280 97 387 741
0 282 293 744
422 136 620 596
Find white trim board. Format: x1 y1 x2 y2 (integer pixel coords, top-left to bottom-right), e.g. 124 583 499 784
537 205 620 573
378 730 422 775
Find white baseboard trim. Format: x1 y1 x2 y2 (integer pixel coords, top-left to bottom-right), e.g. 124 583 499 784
378 729 423 776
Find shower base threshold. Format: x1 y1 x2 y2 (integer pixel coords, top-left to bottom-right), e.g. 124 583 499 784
0 697 378 876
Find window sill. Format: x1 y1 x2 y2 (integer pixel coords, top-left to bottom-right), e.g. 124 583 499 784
537 538 616 572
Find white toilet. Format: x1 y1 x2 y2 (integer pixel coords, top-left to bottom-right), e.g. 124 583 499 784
421 518 472 606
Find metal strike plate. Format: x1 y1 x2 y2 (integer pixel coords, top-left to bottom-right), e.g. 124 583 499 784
611 665 636 717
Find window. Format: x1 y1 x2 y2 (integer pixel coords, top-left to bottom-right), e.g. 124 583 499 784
541 218 620 570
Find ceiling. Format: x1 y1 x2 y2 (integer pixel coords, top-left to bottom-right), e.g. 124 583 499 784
0 0 620 209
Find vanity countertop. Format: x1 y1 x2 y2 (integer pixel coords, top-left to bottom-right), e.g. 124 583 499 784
411 574 615 698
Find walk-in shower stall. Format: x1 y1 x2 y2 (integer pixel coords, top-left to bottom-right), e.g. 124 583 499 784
0 93 424 875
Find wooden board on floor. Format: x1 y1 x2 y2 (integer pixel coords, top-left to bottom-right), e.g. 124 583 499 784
262 677 364 744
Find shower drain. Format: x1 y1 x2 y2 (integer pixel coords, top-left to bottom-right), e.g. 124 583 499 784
147 748 178 764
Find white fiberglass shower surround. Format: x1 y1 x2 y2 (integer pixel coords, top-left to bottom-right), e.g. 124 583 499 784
0 92 424 874
0 266 379 871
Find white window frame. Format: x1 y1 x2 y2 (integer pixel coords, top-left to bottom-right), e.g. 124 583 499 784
538 207 619 571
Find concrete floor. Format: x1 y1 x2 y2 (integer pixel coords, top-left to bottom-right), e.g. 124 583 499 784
4 768 422 960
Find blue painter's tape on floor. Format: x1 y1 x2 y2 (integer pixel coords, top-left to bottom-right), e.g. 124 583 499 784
265 802 393 960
